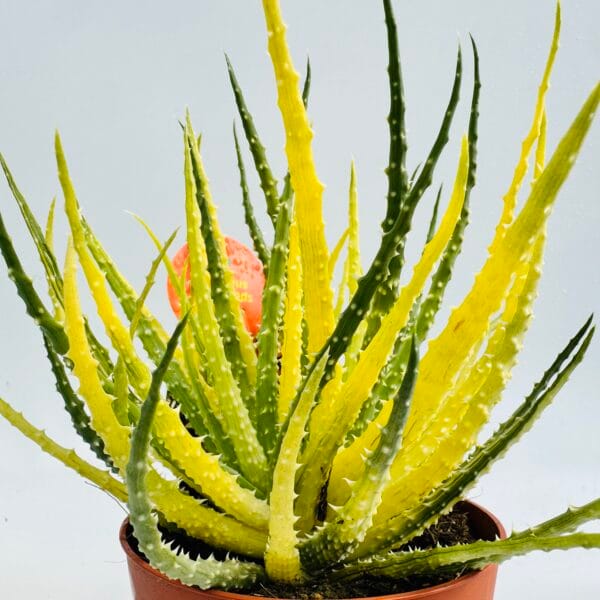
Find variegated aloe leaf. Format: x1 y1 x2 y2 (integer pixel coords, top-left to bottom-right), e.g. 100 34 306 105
425 185 443 244
329 227 349 289
394 81 598 478
512 497 600 540
370 111 550 526
43 197 63 319
63 236 267 552
276 57 313 222
330 13 562 505
341 182 442 447
252 54 309 433
339 530 600 582
57 134 155 400
300 340 418 572
495 3 561 235
127 317 266 589
333 165 359 320
370 233 546 525
112 356 133 427
265 355 329 584
1 157 117 378
128 212 213 383
151 395 270 531
182 127 269 490
62 238 131 469
294 138 469 531
150 476 268 559
185 117 258 412
352 316 594 557
131 213 186 304
43 335 114 468
0 395 126 501
255 185 293 457
83 211 239 464
338 162 364 377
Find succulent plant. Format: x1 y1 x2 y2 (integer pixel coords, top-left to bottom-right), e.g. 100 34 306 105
1 0 599 592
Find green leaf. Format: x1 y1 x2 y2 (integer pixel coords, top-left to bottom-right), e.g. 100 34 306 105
512 497 600 540
43 335 115 468
256 191 293 458
226 54 280 225
381 0 409 231
233 124 270 267
302 57 312 108
416 36 481 341
365 46 463 344
0 205 68 354
338 531 600 582
425 185 443 245
43 197 65 321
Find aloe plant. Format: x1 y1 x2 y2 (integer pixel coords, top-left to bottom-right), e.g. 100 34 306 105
1 0 599 593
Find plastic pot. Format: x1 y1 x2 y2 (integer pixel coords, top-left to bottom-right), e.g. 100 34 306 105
120 500 505 600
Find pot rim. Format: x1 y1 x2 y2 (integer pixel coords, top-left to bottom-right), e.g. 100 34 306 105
119 500 506 600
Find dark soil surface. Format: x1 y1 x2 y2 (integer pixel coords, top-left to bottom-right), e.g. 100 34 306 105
129 504 476 598
251 570 470 599
248 508 475 598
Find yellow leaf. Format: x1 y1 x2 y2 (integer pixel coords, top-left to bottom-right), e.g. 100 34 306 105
262 0 334 355
278 222 304 423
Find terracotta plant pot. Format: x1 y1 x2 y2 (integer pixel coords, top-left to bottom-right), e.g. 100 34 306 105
120 501 505 600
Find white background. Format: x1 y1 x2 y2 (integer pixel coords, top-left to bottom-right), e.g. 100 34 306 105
0 0 598 597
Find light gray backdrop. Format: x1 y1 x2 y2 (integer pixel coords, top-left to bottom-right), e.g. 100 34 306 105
0 0 598 598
